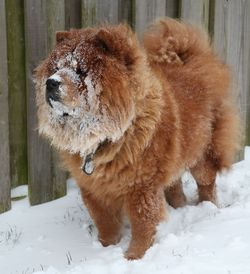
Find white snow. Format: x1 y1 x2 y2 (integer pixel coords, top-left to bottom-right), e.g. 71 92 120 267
49 74 62 83
84 74 101 112
1 148 250 274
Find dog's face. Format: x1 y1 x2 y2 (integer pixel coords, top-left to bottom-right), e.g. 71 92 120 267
35 25 140 156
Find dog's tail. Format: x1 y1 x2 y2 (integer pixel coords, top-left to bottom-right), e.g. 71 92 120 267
143 18 211 67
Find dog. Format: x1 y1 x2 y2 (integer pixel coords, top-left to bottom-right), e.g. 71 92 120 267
35 18 240 259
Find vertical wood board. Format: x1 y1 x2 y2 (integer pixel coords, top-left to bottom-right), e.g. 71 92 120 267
5 0 28 187
135 0 166 35
213 0 250 147
81 0 97 27
47 0 66 51
118 0 136 29
46 0 67 199
166 0 179 18
82 0 120 27
25 0 53 205
95 0 119 25
65 0 82 30
180 0 210 29
25 0 68 205
0 0 11 213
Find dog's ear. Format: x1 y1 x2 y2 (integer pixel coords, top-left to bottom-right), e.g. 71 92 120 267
95 25 136 67
95 29 115 53
56 31 71 44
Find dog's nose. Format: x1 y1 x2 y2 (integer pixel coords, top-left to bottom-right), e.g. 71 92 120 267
46 78 60 92
46 78 60 107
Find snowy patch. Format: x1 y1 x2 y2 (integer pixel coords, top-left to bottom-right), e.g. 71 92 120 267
59 68 81 85
49 74 62 83
11 185 28 199
84 74 101 111
57 53 78 72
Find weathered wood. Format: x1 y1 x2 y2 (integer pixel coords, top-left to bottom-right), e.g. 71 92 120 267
47 0 67 199
24 0 66 205
25 0 50 205
247 94 250 146
5 0 28 187
180 0 210 29
81 0 97 27
65 0 82 30
135 0 166 35
47 0 66 52
0 0 11 213
81 0 178 33
213 0 250 148
166 0 179 18
208 0 215 37
118 0 136 29
82 0 120 27
95 0 119 25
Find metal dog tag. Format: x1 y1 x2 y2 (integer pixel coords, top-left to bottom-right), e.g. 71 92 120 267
82 154 94 175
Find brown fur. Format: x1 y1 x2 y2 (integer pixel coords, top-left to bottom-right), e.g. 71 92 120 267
35 18 240 260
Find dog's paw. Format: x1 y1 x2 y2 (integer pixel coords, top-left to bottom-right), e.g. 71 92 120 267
124 250 144 260
99 234 121 247
124 244 148 260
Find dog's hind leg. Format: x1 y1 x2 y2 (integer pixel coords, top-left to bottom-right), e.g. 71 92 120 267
190 157 217 204
164 179 186 208
191 101 240 204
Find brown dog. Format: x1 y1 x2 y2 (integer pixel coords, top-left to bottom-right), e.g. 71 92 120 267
35 18 240 259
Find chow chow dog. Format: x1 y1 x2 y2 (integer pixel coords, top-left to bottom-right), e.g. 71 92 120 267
35 18 240 259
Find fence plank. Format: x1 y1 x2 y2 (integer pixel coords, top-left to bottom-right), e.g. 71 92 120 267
65 0 82 29
213 0 250 147
166 0 179 18
95 0 119 25
0 0 11 213
81 0 120 27
81 0 97 27
47 0 67 200
25 0 66 205
25 0 51 205
118 0 136 29
180 0 210 29
135 0 166 35
5 0 28 187
47 0 66 51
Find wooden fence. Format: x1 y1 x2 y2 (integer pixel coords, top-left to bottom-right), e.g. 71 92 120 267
0 0 250 214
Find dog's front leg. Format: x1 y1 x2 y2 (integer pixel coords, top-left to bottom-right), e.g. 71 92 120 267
124 185 165 260
81 189 122 246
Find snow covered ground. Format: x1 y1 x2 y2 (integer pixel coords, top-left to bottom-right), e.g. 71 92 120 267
1 148 250 274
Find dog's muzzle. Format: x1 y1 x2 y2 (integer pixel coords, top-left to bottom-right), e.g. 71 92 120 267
46 78 61 107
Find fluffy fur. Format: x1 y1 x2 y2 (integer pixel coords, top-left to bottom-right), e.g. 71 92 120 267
35 18 240 259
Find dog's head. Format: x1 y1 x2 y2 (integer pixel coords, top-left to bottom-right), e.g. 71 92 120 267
35 24 142 156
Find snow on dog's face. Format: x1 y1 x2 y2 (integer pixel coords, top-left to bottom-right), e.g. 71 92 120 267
35 25 138 157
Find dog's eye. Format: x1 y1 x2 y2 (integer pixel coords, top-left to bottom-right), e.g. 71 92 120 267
55 66 59 72
76 67 87 78
76 67 82 75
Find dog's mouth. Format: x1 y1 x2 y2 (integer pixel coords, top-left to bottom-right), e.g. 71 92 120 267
49 99 79 119
48 99 68 117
